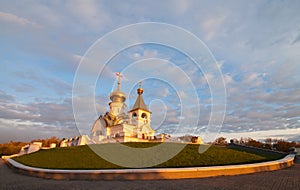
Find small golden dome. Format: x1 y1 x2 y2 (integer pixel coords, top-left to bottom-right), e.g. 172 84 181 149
137 87 143 95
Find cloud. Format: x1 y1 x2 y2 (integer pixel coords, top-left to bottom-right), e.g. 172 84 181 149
0 95 79 143
0 118 79 143
0 11 41 28
220 128 300 142
202 15 227 41
0 99 74 124
13 83 36 93
9 70 72 100
0 1 299 142
0 90 15 102
243 72 264 87
291 32 300 45
65 0 110 30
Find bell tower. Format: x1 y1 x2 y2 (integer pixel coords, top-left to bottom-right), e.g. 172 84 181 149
129 82 152 139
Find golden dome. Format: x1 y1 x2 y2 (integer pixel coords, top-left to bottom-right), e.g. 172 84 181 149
110 89 126 102
110 72 126 102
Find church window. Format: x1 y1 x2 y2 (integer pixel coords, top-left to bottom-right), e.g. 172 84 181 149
132 112 137 117
141 113 147 119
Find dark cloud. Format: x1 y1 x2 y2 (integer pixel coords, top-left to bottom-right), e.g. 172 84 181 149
0 91 78 143
0 90 15 102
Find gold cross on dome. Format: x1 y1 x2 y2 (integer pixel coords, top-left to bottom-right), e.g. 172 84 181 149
116 72 122 83
116 72 122 90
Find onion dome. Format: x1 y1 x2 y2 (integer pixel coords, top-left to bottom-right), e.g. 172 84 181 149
110 80 126 103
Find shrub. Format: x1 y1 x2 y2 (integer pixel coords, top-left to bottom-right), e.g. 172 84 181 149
0 141 27 156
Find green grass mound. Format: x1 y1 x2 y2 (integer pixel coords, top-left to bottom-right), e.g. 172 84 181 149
13 143 284 170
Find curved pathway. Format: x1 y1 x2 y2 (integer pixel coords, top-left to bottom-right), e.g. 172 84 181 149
0 158 299 190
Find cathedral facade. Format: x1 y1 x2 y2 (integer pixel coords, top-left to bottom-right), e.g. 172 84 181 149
91 74 155 143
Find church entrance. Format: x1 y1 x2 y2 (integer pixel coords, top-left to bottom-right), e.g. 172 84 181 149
142 133 145 139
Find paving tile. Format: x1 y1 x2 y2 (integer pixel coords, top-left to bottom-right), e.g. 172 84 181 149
0 158 299 190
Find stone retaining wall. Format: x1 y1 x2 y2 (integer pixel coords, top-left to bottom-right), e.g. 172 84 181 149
3 154 295 180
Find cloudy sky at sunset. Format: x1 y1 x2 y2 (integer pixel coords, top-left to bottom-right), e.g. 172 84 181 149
1 0 300 143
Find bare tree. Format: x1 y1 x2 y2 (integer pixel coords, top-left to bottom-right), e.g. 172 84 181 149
214 137 227 146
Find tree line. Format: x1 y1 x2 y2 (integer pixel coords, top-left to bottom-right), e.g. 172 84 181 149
1 136 299 157
0 137 61 157
214 137 300 152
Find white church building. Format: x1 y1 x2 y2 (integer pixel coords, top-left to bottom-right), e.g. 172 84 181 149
91 73 156 143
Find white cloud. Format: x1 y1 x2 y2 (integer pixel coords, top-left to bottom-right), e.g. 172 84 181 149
0 11 41 28
243 72 264 87
223 73 233 85
220 128 300 142
158 87 170 98
202 15 227 41
131 49 160 60
65 0 110 30
172 0 190 14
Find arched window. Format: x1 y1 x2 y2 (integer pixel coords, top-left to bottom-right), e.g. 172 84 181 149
132 112 137 118
141 113 147 119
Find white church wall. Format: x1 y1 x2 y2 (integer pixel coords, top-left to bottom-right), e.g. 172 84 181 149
50 143 56 148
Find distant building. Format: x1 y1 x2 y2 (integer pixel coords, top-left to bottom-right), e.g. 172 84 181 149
18 141 42 155
178 135 204 144
191 136 204 144
50 143 57 148
60 135 91 147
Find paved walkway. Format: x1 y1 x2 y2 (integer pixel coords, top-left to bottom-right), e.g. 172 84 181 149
0 158 299 190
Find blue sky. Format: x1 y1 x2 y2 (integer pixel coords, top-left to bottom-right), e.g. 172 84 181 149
0 0 300 143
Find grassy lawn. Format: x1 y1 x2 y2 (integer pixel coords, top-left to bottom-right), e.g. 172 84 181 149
227 145 286 161
13 143 285 169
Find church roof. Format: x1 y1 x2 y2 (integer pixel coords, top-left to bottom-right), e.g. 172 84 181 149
131 94 149 112
130 85 151 113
